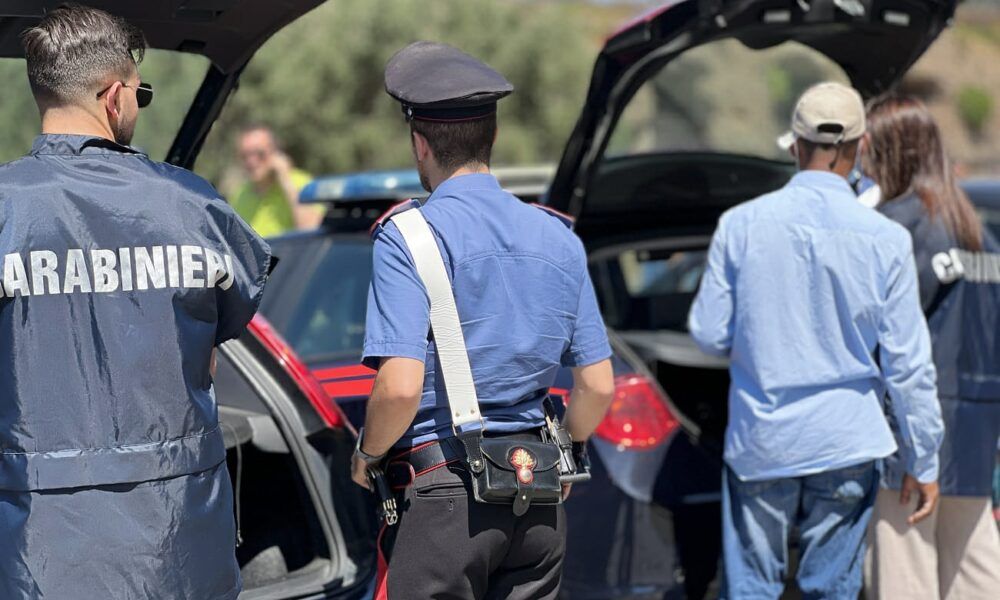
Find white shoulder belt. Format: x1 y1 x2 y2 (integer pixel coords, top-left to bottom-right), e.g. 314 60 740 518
390 209 483 431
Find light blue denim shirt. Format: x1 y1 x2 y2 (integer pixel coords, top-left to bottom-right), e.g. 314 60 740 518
689 170 943 483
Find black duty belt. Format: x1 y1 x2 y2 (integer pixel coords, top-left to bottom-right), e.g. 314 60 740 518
385 437 465 489
385 431 543 490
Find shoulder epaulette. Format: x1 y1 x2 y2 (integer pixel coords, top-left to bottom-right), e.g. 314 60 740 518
369 199 422 238
531 203 575 230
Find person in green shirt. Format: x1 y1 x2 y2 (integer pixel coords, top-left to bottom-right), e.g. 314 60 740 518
231 125 320 237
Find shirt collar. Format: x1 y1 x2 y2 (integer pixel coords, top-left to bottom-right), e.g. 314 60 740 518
787 170 855 196
427 172 501 203
30 134 145 157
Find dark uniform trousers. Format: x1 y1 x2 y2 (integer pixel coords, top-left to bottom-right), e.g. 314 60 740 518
376 458 566 599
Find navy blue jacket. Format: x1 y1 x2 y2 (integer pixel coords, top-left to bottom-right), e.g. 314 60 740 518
880 193 1000 496
0 135 270 599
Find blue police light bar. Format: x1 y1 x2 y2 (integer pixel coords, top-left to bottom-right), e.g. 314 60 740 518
300 169 425 205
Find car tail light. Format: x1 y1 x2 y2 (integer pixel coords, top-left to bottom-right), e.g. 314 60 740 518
248 315 350 431
594 374 679 450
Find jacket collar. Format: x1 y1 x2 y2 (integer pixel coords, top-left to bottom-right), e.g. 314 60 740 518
30 134 145 157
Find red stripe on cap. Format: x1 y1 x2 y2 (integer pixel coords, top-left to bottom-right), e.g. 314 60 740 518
313 364 376 381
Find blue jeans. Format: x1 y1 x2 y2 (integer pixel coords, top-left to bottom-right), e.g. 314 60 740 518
721 461 878 599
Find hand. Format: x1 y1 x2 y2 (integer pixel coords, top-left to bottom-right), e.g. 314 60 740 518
267 151 293 179
900 474 939 525
562 483 572 501
351 454 372 490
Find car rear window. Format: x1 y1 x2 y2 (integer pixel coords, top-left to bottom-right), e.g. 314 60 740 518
976 206 1000 240
592 247 707 332
276 238 374 362
604 39 849 162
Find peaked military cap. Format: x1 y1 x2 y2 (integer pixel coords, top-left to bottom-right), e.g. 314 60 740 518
384 41 514 122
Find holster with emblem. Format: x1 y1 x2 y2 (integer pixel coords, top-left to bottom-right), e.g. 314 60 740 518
391 208 578 516
458 431 563 516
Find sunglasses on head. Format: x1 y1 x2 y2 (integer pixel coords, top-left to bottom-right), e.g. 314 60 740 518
96 81 154 108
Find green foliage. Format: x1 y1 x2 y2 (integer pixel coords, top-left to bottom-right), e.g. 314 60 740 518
196 0 594 185
131 52 214 161
957 85 994 134
0 0 594 187
0 51 209 164
765 66 793 109
0 60 41 164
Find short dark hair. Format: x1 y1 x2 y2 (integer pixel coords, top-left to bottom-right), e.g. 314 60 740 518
20 4 146 104
410 114 497 171
799 138 859 162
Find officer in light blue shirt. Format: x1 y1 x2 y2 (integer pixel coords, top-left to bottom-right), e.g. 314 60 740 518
688 82 943 599
350 42 614 599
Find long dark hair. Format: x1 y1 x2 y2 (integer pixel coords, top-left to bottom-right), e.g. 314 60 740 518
863 95 983 251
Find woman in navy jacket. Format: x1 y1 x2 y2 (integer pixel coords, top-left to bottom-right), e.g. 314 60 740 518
862 95 1000 600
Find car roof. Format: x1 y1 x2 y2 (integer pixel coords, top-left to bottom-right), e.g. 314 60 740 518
301 169 425 204
301 165 556 205
0 0 325 73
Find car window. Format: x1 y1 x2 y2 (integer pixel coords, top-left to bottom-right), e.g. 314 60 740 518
962 184 1000 241
977 207 1000 240
605 39 849 162
593 247 707 332
0 51 209 164
621 248 707 297
278 238 374 362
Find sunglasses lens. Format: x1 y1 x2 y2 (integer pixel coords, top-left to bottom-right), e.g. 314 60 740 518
136 82 153 108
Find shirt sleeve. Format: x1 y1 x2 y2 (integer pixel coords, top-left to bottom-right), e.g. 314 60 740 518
688 213 735 357
561 243 612 368
361 223 430 369
878 233 944 483
215 206 272 345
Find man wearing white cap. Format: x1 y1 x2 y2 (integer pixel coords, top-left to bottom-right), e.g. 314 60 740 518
688 82 943 598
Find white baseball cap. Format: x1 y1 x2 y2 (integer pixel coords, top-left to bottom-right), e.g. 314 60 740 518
777 82 866 151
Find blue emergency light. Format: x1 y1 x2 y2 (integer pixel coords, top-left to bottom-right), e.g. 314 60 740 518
299 169 425 204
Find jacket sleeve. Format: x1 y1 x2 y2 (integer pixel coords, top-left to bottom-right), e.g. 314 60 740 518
878 233 944 483
214 206 272 345
688 213 735 357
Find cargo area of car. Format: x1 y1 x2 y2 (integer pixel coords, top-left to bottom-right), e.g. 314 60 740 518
219 406 331 588
214 354 335 594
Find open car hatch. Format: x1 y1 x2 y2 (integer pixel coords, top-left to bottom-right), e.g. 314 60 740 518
547 0 958 219
0 0 326 168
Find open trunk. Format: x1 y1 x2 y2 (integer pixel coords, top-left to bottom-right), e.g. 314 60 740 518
550 0 956 439
548 0 958 220
213 332 375 600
